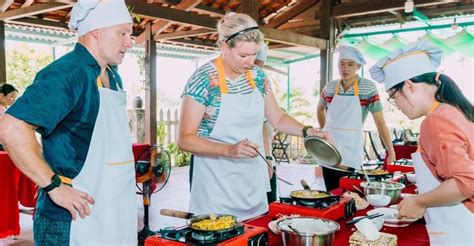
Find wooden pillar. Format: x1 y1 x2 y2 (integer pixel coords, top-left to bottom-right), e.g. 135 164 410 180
241 0 259 22
319 0 335 92
0 21 6 85
144 22 157 145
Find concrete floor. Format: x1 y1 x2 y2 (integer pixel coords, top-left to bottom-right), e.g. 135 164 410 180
0 163 324 245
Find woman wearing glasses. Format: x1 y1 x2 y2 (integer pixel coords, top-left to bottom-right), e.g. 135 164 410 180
178 12 330 220
317 46 396 191
370 40 474 245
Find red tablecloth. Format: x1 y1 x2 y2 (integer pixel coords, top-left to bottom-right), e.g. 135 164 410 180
0 144 150 239
0 151 21 238
246 184 428 245
132 143 149 162
393 145 418 160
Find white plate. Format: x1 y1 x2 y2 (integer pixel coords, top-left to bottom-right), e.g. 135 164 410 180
367 207 417 227
268 215 301 235
268 220 281 235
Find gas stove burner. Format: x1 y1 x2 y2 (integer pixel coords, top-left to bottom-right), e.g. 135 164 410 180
279 196 340 209
160 225 246 244
189 231 218 243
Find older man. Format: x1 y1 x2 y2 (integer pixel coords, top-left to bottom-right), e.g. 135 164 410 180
0 0 136 245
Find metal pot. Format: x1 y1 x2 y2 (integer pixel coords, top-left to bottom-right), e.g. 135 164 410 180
360 181 405 205
160 209 239 233
277 217 340 246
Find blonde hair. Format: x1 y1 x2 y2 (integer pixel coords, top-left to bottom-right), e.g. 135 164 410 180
217 12 263 48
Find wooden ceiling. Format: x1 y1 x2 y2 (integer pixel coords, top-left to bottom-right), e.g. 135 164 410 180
1 0 474 51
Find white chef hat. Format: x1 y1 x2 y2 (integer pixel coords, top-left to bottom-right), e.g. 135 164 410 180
369 40 443 90
69 0 133 36
256 42 268 63
337 46 366 65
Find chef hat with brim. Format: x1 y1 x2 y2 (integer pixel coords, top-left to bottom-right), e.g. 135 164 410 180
337 46 366 65
369 40 443 90
69 0 132 37
256 42 268 63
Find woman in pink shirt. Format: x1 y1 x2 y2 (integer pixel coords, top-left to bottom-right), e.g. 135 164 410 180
370 40 473 245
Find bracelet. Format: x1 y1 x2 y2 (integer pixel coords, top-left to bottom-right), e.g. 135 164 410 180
265 155 274 161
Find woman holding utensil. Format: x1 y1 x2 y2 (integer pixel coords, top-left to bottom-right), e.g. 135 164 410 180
316 46 396 191
370 40 474 245
178 12 329 220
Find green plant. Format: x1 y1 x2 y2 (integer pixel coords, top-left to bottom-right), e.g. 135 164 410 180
165 142 191 167
6 44 52 92
157 122 166 145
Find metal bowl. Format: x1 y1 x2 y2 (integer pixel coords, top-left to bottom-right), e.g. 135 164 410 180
360 181 405 205
277 217 340 246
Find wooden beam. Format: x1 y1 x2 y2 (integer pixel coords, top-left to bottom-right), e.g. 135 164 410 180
0 0 14 12
126 0 217 28
0 2 72 21
144 22 157 145
169 38 218 49
241 0 259 21
193 3 225 17
0 21 6 84
134 0 200 45
11 17 69 29
265 0 318 28
319 0 334 92
329 0 458 19
155 28 215 40
261 27 326 49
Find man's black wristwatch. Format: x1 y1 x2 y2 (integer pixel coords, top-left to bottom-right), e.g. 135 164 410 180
265 155 274 161
302 125 313 138
43 174 62 193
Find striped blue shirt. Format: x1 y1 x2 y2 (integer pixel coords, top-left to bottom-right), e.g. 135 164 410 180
182 62 270 137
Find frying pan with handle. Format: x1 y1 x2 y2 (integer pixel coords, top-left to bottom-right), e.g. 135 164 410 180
160 209 239 233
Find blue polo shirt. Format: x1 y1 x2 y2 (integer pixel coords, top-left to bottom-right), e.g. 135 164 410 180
7 43 123 221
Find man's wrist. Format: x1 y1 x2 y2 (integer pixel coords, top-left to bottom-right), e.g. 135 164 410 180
43 174 62 193
302 125 313 137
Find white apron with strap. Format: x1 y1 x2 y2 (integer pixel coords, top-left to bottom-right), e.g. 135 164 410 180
189 57 270 221
322 79 364 169
412 104 474 246
69 76 137 245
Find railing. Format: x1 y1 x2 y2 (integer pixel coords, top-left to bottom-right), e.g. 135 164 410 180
158 108 179 145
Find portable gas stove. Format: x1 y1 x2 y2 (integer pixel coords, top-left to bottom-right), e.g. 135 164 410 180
145 224 268 246
268 196 356 221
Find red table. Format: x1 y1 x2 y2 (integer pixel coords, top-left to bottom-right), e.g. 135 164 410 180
393 145 418 160
0 144 150 238
246 184 428 246
0 151 21 238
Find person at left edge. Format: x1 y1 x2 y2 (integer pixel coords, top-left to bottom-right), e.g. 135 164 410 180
178 12 331 221
0 0 136 245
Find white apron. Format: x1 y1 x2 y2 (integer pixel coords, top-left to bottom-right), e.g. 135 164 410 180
412 148 474 245
322 79 364 169
189 57 270 221
68 76 137 245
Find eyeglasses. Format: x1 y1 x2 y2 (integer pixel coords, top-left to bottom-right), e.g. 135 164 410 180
387 87 400 106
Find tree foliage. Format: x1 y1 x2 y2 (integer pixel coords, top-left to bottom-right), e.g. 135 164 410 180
6 43 52 93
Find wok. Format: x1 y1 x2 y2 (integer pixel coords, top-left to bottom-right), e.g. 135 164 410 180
160 209 240 233
289 179 334 205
